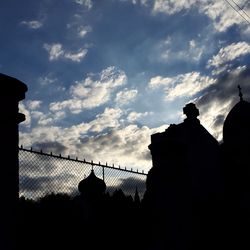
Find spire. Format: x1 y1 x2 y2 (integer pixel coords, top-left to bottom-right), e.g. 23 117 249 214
134 187 140 204
238 85 243 101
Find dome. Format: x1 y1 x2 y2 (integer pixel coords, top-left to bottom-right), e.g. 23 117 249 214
78 170 106 197
223 99 250 144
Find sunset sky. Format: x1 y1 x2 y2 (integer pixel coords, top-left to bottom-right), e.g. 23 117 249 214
1 0 250 172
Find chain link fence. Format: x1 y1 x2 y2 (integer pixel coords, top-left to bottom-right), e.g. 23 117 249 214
19 147 147 201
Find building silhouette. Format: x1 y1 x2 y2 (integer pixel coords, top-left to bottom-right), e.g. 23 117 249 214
0 73 27 250
143 87 250 250
220 86 250 250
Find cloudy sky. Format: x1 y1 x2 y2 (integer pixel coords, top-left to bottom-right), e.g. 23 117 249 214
1 0 250 172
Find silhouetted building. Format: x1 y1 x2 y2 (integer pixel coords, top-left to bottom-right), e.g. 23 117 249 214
143 103 225 250
0 73 27 250
221 86 250 249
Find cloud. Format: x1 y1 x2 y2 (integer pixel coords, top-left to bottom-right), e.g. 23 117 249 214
151 0 250 32
127 111 150 123
19 102 31 128
113 177 146 198
32 141 68 155
200 0 249 32
27 100 42 110
36 111 66 126
50 66 127 113
122 0 149 5
82 107 123 133
78 25 92 38
43 43 88 62
149 72 216 101
20 20 43 29
38 76 57 86
20 108 168 172
64 49 88 62
195 66 250 141
75 0 93 9
115 88 138 106
155 37 206 63
43 43 64 61
152 0 198 15
207 42 250 74
19 100 67 127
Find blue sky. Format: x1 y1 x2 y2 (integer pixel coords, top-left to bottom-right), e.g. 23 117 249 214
1 0 250 172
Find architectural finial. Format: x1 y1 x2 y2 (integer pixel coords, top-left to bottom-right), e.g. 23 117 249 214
238 85 243 101
183 103 199 119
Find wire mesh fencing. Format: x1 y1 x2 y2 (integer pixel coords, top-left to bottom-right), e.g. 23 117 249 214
19 146 147 201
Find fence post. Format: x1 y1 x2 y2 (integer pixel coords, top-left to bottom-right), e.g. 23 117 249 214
102 165 105 182
0 73 27 250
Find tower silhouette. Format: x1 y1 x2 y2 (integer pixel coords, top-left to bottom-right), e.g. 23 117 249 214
0 73 27 250
143 103 224 250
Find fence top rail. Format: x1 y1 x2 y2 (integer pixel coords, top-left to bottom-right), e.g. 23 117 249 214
19 145 148 176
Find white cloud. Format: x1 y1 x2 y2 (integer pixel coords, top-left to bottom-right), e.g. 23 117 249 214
156 37 205 63
124 0 149 5
148 75 172 89
75 0 92 9
86 107 123 133
43 43 64 61
20 20 43 29
127 111 150 123
50 66 127 113
43 43 88 62
27 100 42 110
153 0 198 15
78 25 92 38
38 76 57 86
19 102 31 128
149 72 216 101
115 88 138 106
200 0 249 32
207 42 250 74
20 120 168 172
187 39 205 62
151 0 250 32
36 111 66 126
64 49 88 62
198 99 233 142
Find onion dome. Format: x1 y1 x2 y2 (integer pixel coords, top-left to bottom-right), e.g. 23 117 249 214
223 86 250 144
78 170 106 198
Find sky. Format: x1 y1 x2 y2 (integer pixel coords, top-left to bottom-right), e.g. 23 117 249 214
1 0 250 173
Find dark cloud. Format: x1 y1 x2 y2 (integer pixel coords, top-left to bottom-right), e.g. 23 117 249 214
19 172 79 199
213 114 225 128
196 67 250 139
109 177 146 198
32 141 67 155
199 67 250 105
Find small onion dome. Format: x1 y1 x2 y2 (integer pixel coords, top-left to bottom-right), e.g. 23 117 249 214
223 99 250 144
78 170 106 197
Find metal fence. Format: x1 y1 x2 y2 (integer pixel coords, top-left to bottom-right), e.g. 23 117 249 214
19 146 147 201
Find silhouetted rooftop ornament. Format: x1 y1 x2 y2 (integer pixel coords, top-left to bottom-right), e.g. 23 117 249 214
78 169 106 198
183 103 199 120
238 85 243 101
